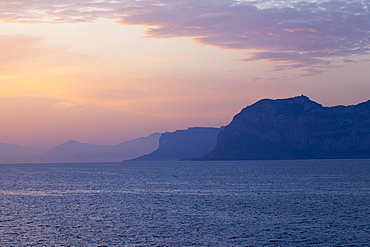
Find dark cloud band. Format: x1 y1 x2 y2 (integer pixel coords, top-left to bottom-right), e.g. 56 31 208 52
1 0 369 73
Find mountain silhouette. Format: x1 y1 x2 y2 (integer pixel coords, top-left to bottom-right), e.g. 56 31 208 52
40 133 161 163
0 143 45 163
0 133 161 163
130 127 221 161
201 95 370 160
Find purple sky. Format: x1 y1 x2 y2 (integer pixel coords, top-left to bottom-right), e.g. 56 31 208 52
0 0 369 147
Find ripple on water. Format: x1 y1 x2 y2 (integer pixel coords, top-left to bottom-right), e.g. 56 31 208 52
1 160 370 246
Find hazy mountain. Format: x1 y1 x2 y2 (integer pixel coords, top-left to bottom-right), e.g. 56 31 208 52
4 95 368 163
130 127 221 161
40 133 161 163
0 143 45 163
0 133 161 164
201 95 370 160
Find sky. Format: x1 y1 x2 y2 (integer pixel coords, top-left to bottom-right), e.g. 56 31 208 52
0 0 369 148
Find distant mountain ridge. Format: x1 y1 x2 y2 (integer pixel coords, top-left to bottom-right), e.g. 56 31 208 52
2 95 369 163
0 133 161 163
130 127 221 161
0 143 45 163
201 95 370 160
41 133 161 163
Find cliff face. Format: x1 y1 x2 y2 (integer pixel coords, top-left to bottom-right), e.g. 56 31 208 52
131 127 221 161
202 95 370 160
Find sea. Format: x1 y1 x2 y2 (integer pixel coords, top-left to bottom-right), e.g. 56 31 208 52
1 159 370 246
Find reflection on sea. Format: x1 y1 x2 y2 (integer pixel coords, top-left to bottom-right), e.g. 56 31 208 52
1 160 370 246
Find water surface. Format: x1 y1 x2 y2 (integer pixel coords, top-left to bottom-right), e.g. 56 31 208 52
1 159 370 246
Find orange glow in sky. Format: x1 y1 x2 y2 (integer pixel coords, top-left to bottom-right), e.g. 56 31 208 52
0 1 369 148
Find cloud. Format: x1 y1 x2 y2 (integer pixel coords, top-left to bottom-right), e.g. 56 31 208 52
1 0 369 73
118 0 370 73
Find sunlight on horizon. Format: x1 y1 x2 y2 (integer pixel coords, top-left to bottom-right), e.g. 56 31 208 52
0 0 369 147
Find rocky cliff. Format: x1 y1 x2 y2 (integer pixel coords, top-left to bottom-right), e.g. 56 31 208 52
202 95 370 160
130 127 221 161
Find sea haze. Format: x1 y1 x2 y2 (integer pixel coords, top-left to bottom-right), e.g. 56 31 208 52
1 160 370 246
